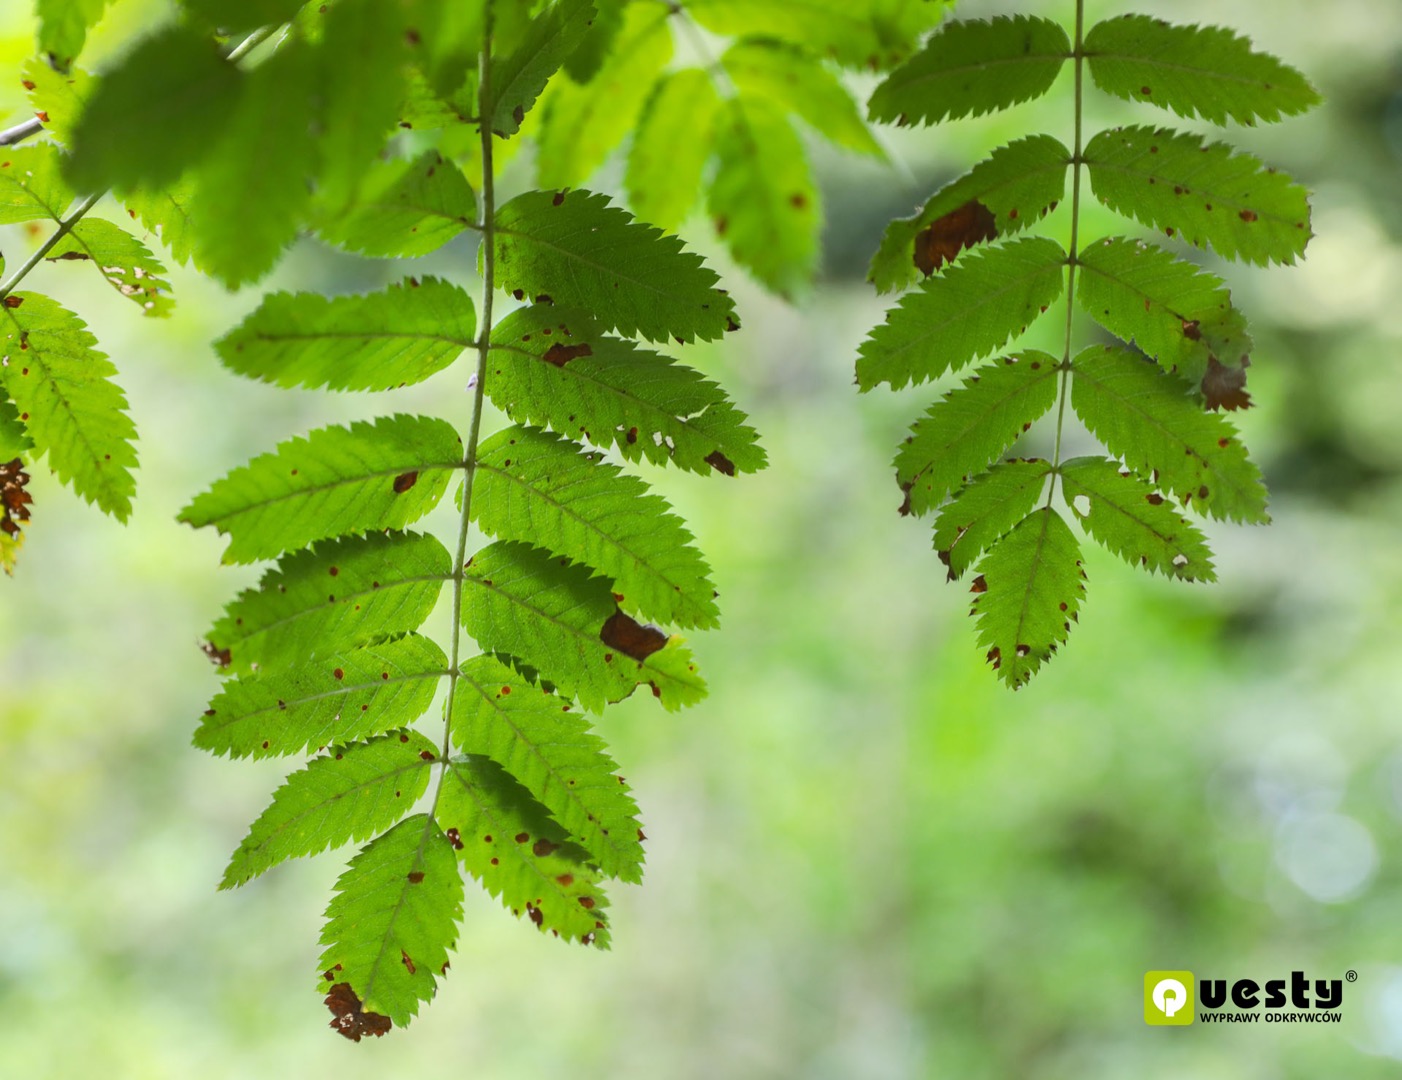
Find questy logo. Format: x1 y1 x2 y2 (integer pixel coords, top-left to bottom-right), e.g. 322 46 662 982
1143 969 1350 1026
1144 971 1194 1026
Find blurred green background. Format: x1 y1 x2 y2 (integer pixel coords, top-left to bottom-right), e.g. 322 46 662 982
2 0 1401 1076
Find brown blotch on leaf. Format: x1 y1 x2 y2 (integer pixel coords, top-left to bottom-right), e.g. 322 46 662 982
913 200 998 277
1239 209 1259 223
1181 320 1201 341
705 450 736 476
200 641 232 668
393 471 419 494
1201 355 1252 411
552 191 566 207
578 896 596 909
401 950 416 975
514 832 530 844
445 827 463 850
533 838 557 857
600 609 667 661
325 983 392 1042
3 296 23 309
543 342 593 367
0 458 33 542
969 575 987 594
407 870 425 884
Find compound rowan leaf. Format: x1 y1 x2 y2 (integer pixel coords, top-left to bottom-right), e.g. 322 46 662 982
208 531 451 676
47 218 174 318
316 152 476 258
870 135 1070 294
0 293 137 519
488 0 597 136
195 633 449 759
896 352 1060 517
221 729 440 889
708 95 820 298
179 414 462 563
932 458 1050 580
473 426 718 628
493 189 735 343
462 540 706 713
1060 456 1216 582
722 38 884 158
869 16 1071 126
437 755 611 946
1084 125 1312 265
216 277 475 392
1085 15 1321 127
857 237 1067 391
453 655 644 881
626 69 722 233
487 305 765 475
971 507 1085 689
1076 235 1252 391
535 3 670 186
66 25 240 191
317 815 463 1031
1070 345 1268 523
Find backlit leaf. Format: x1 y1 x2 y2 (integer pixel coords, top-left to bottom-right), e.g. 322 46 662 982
316 152 476 259
626 69 722 233
488 0 597 136
47 218 174 318
932 459 1051 580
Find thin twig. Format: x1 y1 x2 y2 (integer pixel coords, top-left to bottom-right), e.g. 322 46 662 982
0 118 43 148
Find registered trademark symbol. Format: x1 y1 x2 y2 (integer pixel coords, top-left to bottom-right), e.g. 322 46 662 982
1346 970 1359 982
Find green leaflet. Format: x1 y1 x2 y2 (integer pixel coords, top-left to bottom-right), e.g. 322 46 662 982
473 426 718 628
932 459 1051 580
686 0 945 70
493 189 736 343
216 277 475 392
47 219 174 318
314 0 410 211
0 144 72 223
179 414 462 563
120 180 200 269
208 531 451 676
869 16 1071 126
722 39 884 159
869 135 1070 294
66 25 241 191
1085 15 1321 127
403 0 484 98
318 815 464 1030
437 755 611 946
221 730 440 889
22 58 94 146
488 0 597 136
188 37 317 288
0 293 137 520
1084 125 1312 266
1076 236 1251 389
563 0 624 82
857 236 1067 391
487 304 765 475
181 0 307 32
971 507 1085 689
315 152 477 258
35 0 109 69
535 3 672 187
626 69 722 233
1060 456 1215 582
0 394 33 458
707 95 820 299
462 540 707 713
895 352 1060 517
454 655 644 881
1070 345 1268 524
195 633 449 759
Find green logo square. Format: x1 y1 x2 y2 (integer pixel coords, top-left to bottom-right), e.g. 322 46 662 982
1144 971 1195 1025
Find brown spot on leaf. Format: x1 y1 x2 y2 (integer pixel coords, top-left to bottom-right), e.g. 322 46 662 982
407 870 425 884
0 458 33 544
324 983 391 1042
913 200 997 277
1181 320 1201 341
3 296 23 309
393 471 419 493
552 191 566 207
1201 355 1251 411
600 609 667 661
533 838 557 857
1239 209 1258 223
578 896 595 909
401 950 416 975
705 450 736 476
445 827 463 850
969 575 987 594
200 641 232 668
514 832 530 844
543 342 592 367
526 903 543 926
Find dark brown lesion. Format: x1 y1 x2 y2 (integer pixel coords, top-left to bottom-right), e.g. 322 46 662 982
599 609 667 661
913 200 999 277
0 457 32 540
324 982 392 1042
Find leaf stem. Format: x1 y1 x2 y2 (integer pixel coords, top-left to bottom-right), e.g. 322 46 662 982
432 1 499 792
0 191 102 302
0 117 42 148
1046 0 1085 506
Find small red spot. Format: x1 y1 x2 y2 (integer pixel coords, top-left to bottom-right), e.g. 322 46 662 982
407 871 425 884
333 668 344 680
